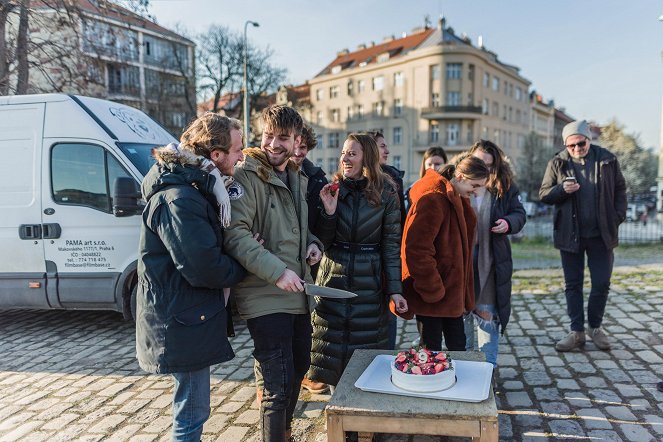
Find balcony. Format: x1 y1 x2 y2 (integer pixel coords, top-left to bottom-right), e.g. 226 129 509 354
420 105 483 120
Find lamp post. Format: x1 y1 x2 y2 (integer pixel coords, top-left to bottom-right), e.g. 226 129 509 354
243 20 259 144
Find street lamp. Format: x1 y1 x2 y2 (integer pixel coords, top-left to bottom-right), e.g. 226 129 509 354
243 20 259 145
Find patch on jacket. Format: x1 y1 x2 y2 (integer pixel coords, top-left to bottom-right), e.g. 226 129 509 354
227 182 244 200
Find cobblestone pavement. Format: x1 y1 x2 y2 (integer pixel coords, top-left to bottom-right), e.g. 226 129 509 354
0 264 662 441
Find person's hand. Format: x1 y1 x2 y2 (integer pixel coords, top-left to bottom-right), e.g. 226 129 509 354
391 294 408 313
490 218 509 234
275 269 305 292
306 243 322 266
563 181 580 194
252 232 265 245
320 182 339 216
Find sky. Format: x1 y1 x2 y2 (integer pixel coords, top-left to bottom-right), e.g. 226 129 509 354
148 0 663 151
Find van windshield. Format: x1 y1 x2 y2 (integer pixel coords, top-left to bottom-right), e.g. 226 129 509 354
116 142 161 176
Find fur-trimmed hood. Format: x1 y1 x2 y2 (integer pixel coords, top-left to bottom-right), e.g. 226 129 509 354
152 144 205 168
241 147 299 182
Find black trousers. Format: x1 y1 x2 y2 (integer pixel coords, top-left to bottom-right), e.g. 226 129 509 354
415 314 466 351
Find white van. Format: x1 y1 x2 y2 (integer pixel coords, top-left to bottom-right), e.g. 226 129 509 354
0 94 176 319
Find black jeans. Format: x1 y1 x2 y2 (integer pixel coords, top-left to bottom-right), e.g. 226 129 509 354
415 314 466 351
560 236 614 331
247 313 312 442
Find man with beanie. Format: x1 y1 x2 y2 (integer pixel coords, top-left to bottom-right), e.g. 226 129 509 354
136 114 247 440
539 120 626 352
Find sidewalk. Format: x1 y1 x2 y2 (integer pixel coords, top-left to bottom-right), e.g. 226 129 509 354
0 263 661 441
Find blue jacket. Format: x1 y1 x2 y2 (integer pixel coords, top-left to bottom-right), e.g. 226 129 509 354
136 147 245 374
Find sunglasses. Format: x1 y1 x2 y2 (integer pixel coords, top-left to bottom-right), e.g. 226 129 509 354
565 140 587 149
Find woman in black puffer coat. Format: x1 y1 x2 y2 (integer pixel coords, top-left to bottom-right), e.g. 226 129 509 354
308 133 403 387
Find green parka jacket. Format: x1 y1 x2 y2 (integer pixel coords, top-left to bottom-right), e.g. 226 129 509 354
223 148 322 319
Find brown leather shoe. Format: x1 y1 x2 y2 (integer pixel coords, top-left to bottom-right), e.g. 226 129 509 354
555 331 586 352
588 327 611 351
301 377 329 394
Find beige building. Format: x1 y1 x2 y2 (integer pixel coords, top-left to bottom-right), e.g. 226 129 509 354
307 17 531 185
529 91 555 147
8 0 195 136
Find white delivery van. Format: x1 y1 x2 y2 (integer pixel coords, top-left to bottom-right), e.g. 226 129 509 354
0 94 176 319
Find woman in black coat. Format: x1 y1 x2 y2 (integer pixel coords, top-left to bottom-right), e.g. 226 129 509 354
308 133 403 387
464 140 526 366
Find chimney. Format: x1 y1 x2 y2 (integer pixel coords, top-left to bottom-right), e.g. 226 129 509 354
438 16 446 30
478 35 484 48
337 48 349 56
357 43 366 50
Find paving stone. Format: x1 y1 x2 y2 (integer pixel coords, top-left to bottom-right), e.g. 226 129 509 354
556 379 581 390
506 391 533 407
142 416 172 433
233 409 259 425
614 383 644 397
564 392 592 407
576 408 613 429
522 371 552 386
215 426 250 441
579 376 608 389
503 380 523 390
587 430 624 441
643 414 663 435
533 388 562 401
590 389 623 404
217 401 244 413
540 401 570 415
202 414 230 433
548 419 585 438
619 423 656 441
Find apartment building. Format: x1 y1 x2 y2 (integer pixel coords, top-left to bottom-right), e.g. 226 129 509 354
529 91 555 147
308 17 531 185
17 0 195 136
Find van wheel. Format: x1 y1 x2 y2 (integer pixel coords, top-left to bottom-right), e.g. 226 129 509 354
130 285 137 322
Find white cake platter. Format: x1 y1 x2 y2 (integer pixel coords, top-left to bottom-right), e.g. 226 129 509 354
354 355 493 402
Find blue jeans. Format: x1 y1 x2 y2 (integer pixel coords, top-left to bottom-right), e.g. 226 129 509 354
171 366 210 442
464 304 500 366
247 313 312 442
560 236 614 331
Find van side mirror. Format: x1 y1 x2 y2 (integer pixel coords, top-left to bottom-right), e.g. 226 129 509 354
113 177 143 217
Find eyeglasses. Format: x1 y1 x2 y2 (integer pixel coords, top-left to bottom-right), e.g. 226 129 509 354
565 140 587 149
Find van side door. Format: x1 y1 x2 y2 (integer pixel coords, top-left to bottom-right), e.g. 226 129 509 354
42 141 138 309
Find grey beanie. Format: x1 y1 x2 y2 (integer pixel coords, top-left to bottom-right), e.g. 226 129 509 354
562 120 591 144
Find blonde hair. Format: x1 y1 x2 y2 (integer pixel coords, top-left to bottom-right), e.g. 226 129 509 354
439 153 489 182
180 113 242 158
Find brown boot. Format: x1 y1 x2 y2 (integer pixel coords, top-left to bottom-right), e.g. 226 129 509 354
555 331 585 352
301 377 329 394
588 327 611 351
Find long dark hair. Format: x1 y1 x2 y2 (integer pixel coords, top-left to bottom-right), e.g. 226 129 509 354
468 139 513 198
420 146 448 178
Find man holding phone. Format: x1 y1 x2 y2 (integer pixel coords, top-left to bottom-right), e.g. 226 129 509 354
539 120 626 352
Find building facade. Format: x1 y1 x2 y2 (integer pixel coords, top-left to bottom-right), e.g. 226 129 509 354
307 18 531 185
13 0 195 136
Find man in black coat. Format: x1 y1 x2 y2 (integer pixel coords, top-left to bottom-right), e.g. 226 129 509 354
539 120 626 352
136 114 246 440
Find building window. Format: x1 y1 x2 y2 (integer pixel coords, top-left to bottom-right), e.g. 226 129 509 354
168 112 187 128
431 65 440 80
372 101 384 116
515 87 522 101
447 91 460 106
328 132 340 149
431 93 440 107
393 127 402 145
316 111 324 125
316 134 323 149
357 104 364 119
315 158 324 169
503 81 508 96
331 108 340 122
494 129 500 144
483 72 489 87
330 85 340 99
492 76 499 92
393 155 402 170
492 102 499 117
347 106 354 120
446 123 459 146
316 88 323 101
358 79 365 93
394 71 404 87
503 104 507 121
482 98 489 115
372 76 384 91
347 80 353 96
430 121 439 143
393 98 402 116
446 63 461 79
377 53 389 63
508 106 513 123
108 64 140 96
327 157 338 175
516 109 521 125
331 65 342 74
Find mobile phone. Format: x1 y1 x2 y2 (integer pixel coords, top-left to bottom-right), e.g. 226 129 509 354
564 176 577 183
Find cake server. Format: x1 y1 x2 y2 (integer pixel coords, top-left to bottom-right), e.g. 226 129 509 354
303 283 357 299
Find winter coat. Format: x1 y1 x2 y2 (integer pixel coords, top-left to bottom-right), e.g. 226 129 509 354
382 164 407 227
481 186 526 333
539 144 627 252
397 169 476 320
301 157 328 236
136 147 245 374
309 176 402 386
223 148 321 320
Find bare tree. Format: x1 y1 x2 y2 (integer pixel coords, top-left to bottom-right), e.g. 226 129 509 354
517 131 556 201
245 44 286 111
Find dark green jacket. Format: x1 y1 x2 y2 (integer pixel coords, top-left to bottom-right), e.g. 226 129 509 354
309 177 402 386
539 144 626 252
136 147 245 374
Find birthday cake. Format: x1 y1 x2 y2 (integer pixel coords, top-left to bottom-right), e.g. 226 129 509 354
391 347 456 392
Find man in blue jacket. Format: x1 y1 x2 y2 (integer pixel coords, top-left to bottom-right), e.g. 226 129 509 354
136 113 246 441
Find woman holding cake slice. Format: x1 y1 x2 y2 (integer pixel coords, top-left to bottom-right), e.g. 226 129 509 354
396 154 489 351
464 140 526 366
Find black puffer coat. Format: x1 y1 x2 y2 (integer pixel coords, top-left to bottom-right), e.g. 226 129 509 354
136 148 245 374
309 177 402 386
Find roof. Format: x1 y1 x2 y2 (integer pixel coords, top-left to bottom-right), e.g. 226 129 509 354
197 92 242 115
31 0 193 44
316 27 435 77
554 108 574 123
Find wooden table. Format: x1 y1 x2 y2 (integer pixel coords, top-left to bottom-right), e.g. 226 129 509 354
325 349 498 441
